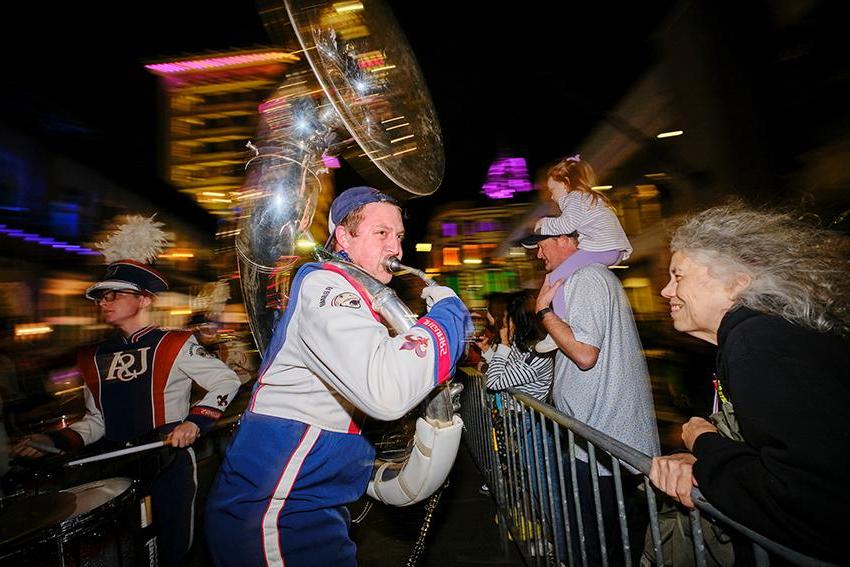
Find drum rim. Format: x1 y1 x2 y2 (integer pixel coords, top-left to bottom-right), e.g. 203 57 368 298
59 477 136 524
0 477 139 550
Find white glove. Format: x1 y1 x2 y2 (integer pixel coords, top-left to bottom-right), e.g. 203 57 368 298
421 285 458 311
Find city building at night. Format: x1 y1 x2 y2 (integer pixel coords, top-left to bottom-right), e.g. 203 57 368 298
420 201 530 312
145 47 339 248
145 48 300 216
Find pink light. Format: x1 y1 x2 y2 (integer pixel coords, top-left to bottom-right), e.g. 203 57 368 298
146 52 296 75
322 155 342 169
258 96 290 114
357 55 386 70
482 156 533 199
50 368 80 384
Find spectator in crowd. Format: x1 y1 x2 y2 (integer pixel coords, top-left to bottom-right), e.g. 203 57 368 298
532 154 632 353
476 290 557 553
468 292 508 371
522 227 659 566
649 203 850 563
477 290 553 401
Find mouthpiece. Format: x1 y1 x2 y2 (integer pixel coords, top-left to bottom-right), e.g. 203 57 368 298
384 256 404 272
383 256 437 286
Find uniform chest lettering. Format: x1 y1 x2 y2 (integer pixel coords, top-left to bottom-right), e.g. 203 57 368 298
104 347 151 382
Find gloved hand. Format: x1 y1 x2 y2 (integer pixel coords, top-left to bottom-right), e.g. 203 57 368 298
421 285 459 311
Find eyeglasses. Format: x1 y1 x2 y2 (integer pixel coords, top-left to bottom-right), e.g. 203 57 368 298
91 290 143 303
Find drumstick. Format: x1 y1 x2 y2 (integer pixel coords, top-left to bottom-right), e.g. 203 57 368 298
64 441 166 467
24 440 64 455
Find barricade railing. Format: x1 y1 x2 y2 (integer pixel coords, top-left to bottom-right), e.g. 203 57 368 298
456 367 836 567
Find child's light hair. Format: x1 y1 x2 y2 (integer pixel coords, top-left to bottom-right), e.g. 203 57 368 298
546 154 611 207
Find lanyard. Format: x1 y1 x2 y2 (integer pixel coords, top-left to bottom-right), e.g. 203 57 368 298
712 373 729 413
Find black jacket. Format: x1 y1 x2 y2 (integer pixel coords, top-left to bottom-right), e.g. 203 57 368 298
692 307 850 562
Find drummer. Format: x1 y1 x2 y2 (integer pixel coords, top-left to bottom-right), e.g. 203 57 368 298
12 216 241 567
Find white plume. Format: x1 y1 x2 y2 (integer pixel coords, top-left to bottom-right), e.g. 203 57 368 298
97 215 169 264
190 280 231 317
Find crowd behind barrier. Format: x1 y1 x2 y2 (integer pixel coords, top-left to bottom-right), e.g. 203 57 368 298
456 367 838 567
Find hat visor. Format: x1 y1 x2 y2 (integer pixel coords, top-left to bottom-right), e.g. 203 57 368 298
85 280 143 300
517 234 557 249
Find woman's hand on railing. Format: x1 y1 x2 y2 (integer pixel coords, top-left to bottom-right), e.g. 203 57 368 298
649 453 699 508
681 417 717 451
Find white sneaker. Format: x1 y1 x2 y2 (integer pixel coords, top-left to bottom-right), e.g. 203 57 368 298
535 334 558 353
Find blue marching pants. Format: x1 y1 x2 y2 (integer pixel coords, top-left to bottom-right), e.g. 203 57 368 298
205 411 375 566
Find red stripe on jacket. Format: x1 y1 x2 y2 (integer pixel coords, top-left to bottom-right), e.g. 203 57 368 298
151 331 192 427
321 264 381 322
77 346 101 411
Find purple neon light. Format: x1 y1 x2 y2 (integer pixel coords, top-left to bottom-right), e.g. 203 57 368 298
146 52 294 75
322 155 341 169
475 221 498 232
482 157 533 199
0 224 97 255
441 223 458 237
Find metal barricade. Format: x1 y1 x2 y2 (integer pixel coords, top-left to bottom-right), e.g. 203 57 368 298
457 367 837 567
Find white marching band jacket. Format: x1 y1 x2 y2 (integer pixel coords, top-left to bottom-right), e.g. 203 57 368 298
52 327 241 450
250 263 470 505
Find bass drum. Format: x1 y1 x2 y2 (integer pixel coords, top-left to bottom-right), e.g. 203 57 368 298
0 478 156 566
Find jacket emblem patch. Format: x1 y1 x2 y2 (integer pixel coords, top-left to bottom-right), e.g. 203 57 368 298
400 334 429 358
190 344 215 359
331 292 361 309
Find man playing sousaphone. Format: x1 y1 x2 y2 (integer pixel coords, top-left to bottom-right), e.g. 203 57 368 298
206 186 471 566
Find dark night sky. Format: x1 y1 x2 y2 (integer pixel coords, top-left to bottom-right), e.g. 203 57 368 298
2 1 673 241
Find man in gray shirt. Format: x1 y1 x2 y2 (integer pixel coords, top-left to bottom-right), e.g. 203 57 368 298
520 229 659 565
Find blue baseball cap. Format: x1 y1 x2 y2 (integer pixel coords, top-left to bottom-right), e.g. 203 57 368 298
326 186 398 247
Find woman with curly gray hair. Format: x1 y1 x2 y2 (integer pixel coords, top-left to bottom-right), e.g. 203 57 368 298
648 203 849 563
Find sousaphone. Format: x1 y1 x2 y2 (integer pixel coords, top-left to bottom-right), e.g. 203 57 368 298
237 0 461 509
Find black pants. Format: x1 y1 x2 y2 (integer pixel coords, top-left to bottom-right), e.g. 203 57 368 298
146 447 197 567
94 444 197 567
